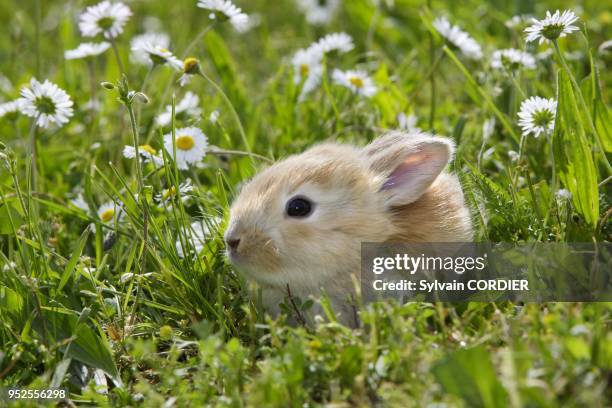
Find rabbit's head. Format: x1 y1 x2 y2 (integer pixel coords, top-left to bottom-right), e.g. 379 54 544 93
225 132 463 289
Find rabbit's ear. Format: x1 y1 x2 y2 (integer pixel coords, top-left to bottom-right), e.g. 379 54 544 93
363 132 454 207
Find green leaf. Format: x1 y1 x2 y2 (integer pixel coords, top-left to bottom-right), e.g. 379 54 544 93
373 64 407 126
0 285 24 313
50 358 72 389
338 345 363 389
300 298 314 311
0 202 23 234
583 52 612 152
432 346 508 408
553 70 599 227
593 98 612 153
443 46 520 143
565 338 590 360
57 229 89 292
34 197 91 221
37 308 121 386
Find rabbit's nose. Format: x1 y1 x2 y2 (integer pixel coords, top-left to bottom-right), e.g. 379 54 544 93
226 237 241 251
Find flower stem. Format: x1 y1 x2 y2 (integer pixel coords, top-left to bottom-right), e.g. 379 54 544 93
34 0 41 77
208 146 273 163
546 131 557 192
110 38 125 75
196 71 254 164
127 104 144 191
144 23 216 144
145 77 175 144
28 118 38 192
181 22 216 58
125 99 149 323
407 49 444 102
506 69 526 98
136 65 155 125
87 60 98 137
553 40 612 174
511 132 527 187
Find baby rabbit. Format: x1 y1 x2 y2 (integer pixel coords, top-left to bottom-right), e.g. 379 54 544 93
224 131 472 325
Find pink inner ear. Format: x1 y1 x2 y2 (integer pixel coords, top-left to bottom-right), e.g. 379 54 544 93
381 154 429 191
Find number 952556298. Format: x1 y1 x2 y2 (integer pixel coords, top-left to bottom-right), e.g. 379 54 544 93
2 388 67 401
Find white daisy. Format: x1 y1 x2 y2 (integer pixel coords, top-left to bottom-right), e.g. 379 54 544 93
517 96 557 137
78 1 132 39
490 49 536 71
97 201 123 224
130 32 170 65
433 17 483 60
164 127 208 170
525 10 579 45
122 144 164 166
296 0 341 25
313 32 354 54
18 78 74 129
332 69 377 97
156 92 202 127
131 42 182 70
292 47 324 97
0 100 23 120
197 0 249 33
65 42 111 60
176 219 219 258
156 179 194 205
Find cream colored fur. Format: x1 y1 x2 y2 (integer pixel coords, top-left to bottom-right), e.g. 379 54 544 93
225 131 473 326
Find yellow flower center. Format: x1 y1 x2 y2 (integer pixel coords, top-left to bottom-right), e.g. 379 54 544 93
300 64 309 77
139 144 156 155
176 135 195 151
183 57 200 74
100 208 115 223
158 47 169 53
349 76 364 88
162 186 176 200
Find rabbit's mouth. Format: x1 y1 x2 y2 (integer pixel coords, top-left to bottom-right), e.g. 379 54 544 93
226 247 244 264
225 235 283 279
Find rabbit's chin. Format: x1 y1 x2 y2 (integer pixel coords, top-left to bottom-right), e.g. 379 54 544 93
235 265 288 288
230 258 323 292
227 255 279 287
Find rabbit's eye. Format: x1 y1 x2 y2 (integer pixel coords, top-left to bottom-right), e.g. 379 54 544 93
286 196 313 218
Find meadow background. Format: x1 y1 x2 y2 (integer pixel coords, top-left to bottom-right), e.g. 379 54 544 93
0 0 611 406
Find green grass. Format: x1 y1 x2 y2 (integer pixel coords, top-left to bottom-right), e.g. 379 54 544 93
0 0 611 406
